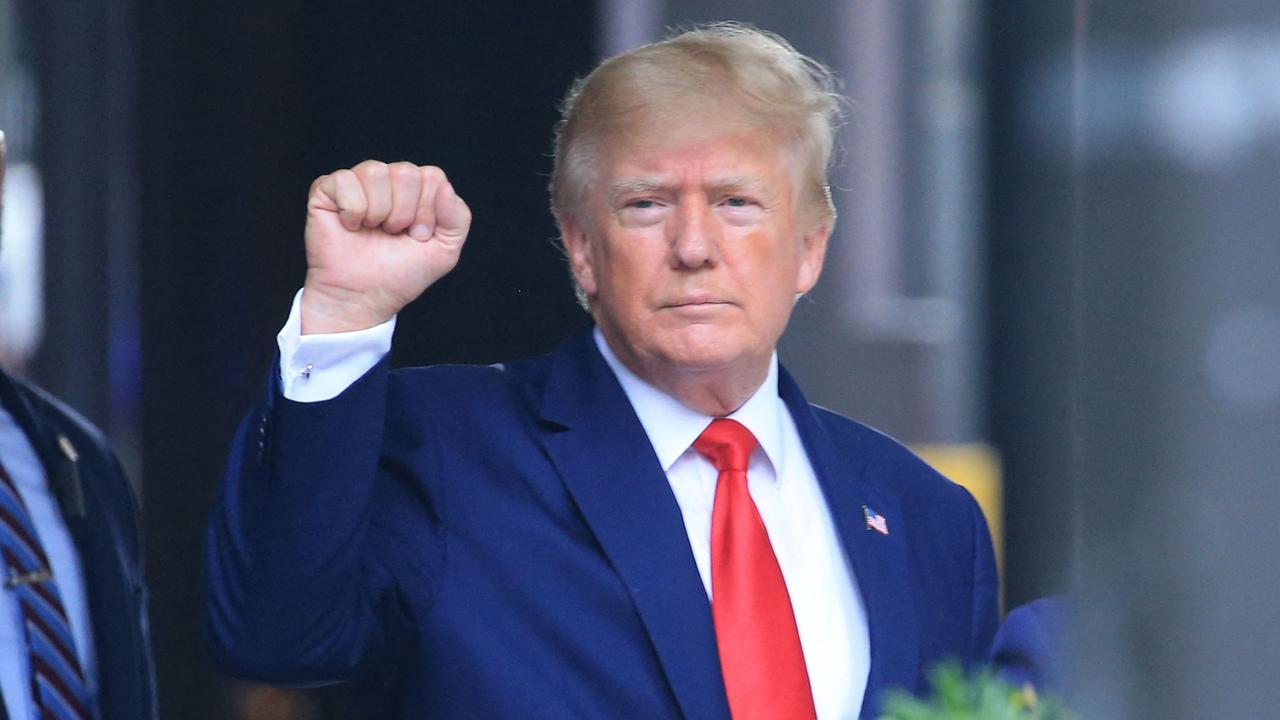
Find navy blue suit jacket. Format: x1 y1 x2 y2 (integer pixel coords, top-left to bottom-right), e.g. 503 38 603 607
0 370 158 720
204 329 997 718
991 596 1067 695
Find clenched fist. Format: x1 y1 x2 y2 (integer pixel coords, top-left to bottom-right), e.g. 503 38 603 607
301 160 471 334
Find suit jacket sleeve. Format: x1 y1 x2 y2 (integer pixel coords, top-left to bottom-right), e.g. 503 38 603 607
991 596 1066 692
203 356 428 685
968 494 1000 663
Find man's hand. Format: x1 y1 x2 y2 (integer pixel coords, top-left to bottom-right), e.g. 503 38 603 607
301 161 471 334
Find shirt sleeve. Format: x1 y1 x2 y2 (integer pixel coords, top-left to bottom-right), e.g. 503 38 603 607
276 289 396 403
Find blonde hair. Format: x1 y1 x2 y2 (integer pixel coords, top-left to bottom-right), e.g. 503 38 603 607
549 22 841 232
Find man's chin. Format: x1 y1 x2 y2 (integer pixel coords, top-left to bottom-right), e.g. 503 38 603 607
653 340 763 379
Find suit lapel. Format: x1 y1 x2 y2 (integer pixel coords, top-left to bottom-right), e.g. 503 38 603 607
536 332 731 720
778 368 920 718
0 372 70 505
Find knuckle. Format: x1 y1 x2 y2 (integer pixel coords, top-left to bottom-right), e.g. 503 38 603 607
332 169 360 194
354 160 389 181
388 164 420 194
308 180 331 206
388 161 418 177
420 165 446 184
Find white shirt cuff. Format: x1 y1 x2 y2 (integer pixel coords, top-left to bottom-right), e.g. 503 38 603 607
276 289 396 403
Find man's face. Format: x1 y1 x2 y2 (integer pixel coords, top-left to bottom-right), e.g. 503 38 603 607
563 124 829 388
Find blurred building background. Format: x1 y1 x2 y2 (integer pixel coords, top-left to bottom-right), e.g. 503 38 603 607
1 0 1278 718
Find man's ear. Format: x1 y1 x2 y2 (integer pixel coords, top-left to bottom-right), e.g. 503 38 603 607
561 215 598 298
795 220 831 295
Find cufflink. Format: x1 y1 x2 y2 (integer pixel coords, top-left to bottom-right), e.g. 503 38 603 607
301 364 314 379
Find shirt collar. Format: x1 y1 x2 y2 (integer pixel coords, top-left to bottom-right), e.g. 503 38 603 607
593 328 786 477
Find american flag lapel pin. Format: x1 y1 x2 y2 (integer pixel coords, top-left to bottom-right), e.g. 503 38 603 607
863 506 889 536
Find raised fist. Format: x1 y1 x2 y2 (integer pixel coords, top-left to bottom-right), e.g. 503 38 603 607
300 160 471 334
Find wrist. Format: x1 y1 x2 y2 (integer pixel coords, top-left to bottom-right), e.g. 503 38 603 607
300 282 395 335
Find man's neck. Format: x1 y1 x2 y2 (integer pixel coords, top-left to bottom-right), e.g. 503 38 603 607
652 367 767 417
592 328 772 417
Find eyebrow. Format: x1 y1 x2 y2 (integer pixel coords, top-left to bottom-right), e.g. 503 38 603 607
606 174 773 203
607 178 669 200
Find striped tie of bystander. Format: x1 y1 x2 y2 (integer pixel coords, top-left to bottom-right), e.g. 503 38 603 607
0 459 92 720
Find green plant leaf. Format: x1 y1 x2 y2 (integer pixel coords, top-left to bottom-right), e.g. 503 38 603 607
877 663 1078 720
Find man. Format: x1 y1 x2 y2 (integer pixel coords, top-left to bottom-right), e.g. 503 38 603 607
204 24 997 719
0 131 157 719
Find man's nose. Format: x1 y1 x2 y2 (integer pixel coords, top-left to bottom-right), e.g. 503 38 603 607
670 198 719 269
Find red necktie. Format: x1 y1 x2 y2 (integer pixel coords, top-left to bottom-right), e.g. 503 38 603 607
694 418 816 720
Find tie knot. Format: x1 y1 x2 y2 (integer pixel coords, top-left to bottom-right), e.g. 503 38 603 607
693 418 758 472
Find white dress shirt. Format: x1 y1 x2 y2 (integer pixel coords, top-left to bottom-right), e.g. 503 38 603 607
277 289 871 718
0 403 98 720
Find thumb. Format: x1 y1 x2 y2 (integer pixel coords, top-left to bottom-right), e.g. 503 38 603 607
433 181 471 245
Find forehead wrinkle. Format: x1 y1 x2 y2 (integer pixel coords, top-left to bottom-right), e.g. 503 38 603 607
607 177 671 201
705 173 771 195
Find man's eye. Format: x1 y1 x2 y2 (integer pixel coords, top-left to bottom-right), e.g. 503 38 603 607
617 198 666 226
723 197 752 208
